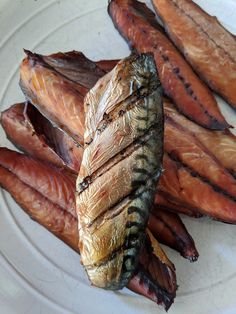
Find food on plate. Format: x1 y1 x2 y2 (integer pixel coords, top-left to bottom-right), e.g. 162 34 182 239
1 102 83 173
159 153 236 223
108 0 229 130
152 0 236 109
0 147 177 309
20 50 85 145
76 53 164 290
149 208 199 261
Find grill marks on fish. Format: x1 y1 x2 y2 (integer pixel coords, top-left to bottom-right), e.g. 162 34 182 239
108 0 228 130
152 0 236 109
77 53 163 290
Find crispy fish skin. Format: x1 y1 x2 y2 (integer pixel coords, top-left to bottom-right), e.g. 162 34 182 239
152 0 236 109
108 0 228 130
20 50 85 145
76 53 164 290
159 153 236 223
149 208 199 261
0 149 176 309
1 102 83 173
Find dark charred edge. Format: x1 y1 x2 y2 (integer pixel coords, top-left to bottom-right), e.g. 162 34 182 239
168 152 236 203
166 0 236 64
0 164 77 220
19 79 84 148
151 210 199 261
108 0 228 130
157 190 204 217
131 265 176 311
78 123 160 193
23 50 89 93
165 115 235 179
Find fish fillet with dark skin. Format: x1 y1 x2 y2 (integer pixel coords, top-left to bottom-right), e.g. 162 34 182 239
152 0 236 109
0 147 177 310
108 0 228 130
76 53 164 290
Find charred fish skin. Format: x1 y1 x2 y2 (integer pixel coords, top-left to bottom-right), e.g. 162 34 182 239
76 53 164 290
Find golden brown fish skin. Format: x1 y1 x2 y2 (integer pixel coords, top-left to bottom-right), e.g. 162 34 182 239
0 150 176 309
1 102 82 173
149 208 199 261
108 0 228 130
20 50 85 145
152 0 236 109
159 153 236 223
77 53 164 290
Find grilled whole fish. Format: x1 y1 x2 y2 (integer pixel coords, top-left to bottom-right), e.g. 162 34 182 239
1 102 83 173
76 53 164 290
152 0 236 109
108 0 228 130
0 147 176 309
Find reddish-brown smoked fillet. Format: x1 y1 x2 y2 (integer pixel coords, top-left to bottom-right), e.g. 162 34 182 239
108 0 228 130
152 0 236 109
20 51 85 145
159 154 236 223
149 208 199 261
0 148 176 310
1 102 83 173
0 147 76 217
164 101 236 179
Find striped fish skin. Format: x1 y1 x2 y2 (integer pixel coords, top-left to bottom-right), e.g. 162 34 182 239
0 147 176 309
108 0 229 130
152 0 236 110
76 53 164 290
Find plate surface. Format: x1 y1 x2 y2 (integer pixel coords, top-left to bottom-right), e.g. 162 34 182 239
0 1 236 313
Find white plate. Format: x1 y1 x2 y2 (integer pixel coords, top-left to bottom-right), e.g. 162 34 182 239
0 1 236 313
